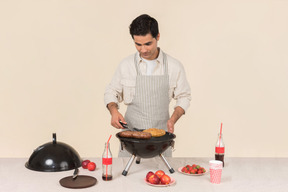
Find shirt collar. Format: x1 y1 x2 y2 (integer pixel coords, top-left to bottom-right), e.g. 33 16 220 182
135 48 163 65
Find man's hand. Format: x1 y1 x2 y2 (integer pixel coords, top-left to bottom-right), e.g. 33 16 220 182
107 102 127 129
167 106 185 133
167 119 175 133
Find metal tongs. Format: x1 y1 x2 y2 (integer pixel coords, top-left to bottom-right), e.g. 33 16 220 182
119 121 144 131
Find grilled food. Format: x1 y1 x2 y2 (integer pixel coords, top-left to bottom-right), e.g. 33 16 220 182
119 130 152 139
143 128 166 137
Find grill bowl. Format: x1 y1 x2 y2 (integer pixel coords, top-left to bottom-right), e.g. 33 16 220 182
116 132 176 158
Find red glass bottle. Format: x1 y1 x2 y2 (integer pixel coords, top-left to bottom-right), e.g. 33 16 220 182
102 142 113 181
215 133 225 167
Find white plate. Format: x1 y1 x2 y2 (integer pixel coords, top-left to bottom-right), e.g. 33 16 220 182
145 177 176 187
178 166 207 176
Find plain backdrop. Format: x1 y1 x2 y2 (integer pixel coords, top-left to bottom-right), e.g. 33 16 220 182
0 0 287 158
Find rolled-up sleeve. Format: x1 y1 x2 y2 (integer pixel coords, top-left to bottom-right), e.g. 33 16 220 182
169 58 191 113
104 55 136 108
104 66 123 107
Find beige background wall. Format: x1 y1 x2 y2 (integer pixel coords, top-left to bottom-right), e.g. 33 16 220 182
0 0 287 158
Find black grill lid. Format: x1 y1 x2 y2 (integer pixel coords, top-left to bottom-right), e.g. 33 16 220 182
25 133 82 172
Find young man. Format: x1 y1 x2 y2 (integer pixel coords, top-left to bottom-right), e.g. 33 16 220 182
104 14 191 156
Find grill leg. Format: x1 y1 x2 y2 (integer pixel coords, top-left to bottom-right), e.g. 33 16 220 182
159 153 175 174
122 155 136 176
136 157 141 164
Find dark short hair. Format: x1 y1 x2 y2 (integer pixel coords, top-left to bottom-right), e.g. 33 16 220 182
129 14 159 39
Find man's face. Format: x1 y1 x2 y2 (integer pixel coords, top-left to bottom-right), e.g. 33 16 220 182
133 33 160 60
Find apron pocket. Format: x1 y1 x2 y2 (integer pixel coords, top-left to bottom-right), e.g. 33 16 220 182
121 79 136 104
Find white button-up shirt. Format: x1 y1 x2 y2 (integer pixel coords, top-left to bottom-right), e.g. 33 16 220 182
104 49 191 112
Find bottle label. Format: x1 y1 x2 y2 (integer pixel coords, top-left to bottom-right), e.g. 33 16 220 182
102 158 112 165
215 147 225 154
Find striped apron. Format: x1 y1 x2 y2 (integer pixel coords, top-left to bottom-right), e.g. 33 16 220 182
118 52 172 157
